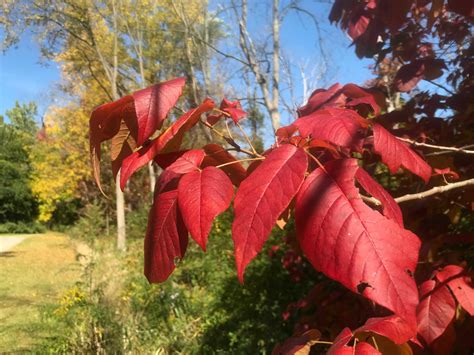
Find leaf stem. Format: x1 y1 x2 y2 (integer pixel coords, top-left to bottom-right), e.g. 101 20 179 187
216 157 265 169
200 119 261 158
236 121 258 156
305 150 327 173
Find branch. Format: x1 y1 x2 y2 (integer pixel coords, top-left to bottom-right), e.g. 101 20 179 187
363 178 474 205
397 137 474 155
395 178 474 203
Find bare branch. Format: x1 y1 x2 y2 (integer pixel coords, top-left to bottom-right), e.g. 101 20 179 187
397 137 474 155
363 178 474 205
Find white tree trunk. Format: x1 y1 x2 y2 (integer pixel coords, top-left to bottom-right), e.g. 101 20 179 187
116 171 126 251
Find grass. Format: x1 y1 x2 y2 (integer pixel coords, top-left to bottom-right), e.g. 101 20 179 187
0 233 81 352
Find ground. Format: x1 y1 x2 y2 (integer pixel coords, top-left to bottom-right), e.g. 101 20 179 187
0 233 81 352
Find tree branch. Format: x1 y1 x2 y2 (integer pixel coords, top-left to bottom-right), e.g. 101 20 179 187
397 138 474 155
395 178 474 203
363 178 474 205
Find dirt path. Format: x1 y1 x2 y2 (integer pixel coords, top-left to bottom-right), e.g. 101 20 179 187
0 235 28 253
0 233 81 352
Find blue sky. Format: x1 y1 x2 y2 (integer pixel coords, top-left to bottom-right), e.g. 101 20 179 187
0 1 373 122
0 31 60 119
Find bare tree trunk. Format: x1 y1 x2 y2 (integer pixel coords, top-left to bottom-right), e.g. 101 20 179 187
147 161 156 196
235 0 281 134
271 0 280 131
111 0 126 251
115 172 126 251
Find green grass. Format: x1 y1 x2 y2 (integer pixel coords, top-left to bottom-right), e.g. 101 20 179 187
0 233 81 352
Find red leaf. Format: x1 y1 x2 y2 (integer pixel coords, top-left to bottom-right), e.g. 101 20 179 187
224 107 247 123
156 150 205 193
165 149 205 174
349 14 370 40
394 61 425 92
327 327 353 355
433 167 460 180
297 83 381 117
436 264 474 315
416 279 456 345
295 159 420 326
355 316 415 344
293 108 367 151
342 83 382 115
232 144 308 282
144 190 188 283
272 329 321 355
297 83 344 117
178 167 234 251
154 150 189 169
120 98 215 190
133 77 186 146
202 144 247 186
89 95 136 193
354 342 381 354
355 167 404 227
373 124 432 183
276 125 299 143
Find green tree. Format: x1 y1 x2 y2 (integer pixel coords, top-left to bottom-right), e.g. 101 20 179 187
6 101 38 136
0 103 39 223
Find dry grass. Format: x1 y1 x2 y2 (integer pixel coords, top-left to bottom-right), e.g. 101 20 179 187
0 233 81 352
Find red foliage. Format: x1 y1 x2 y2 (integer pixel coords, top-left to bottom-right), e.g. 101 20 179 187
89 72 474 350
89 1 474 349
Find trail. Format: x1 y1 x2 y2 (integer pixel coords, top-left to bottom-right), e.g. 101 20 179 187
0 233 81 352
0 235 27 253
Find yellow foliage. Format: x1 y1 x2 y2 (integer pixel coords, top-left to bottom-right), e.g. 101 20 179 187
30 104 92 221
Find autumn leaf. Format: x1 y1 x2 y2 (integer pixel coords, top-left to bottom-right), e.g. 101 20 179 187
272 329 321 355
232 144 308 283
155 149 205 193
356 167 404 227
353 342 381 355
120 98 215 190
416 279 456 345
89 95 135 192
295 159 420 326
327 327 353 355
202 144 247 186
355 316 415 344
144 190 188 283
293 108 367 151
373 124 432 183
133 77 186 146
178 167 234 251
436 264 474 315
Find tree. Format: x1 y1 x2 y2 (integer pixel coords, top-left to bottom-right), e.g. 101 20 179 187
1 0 222 249
88 2 474 349
90 61 473 351
0 103 39 224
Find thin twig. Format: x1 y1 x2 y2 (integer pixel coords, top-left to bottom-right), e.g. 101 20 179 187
395 178 474 203
200 120 258 158
362 178 474 205
305 150 327 173
236 121 258 156
216 157 265 169
397 138 474 155
425 79 455 95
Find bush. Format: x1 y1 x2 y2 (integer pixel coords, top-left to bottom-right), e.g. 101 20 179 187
39 212 313 353
49 198 83 229
0 221 45 234
68 202 111 242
